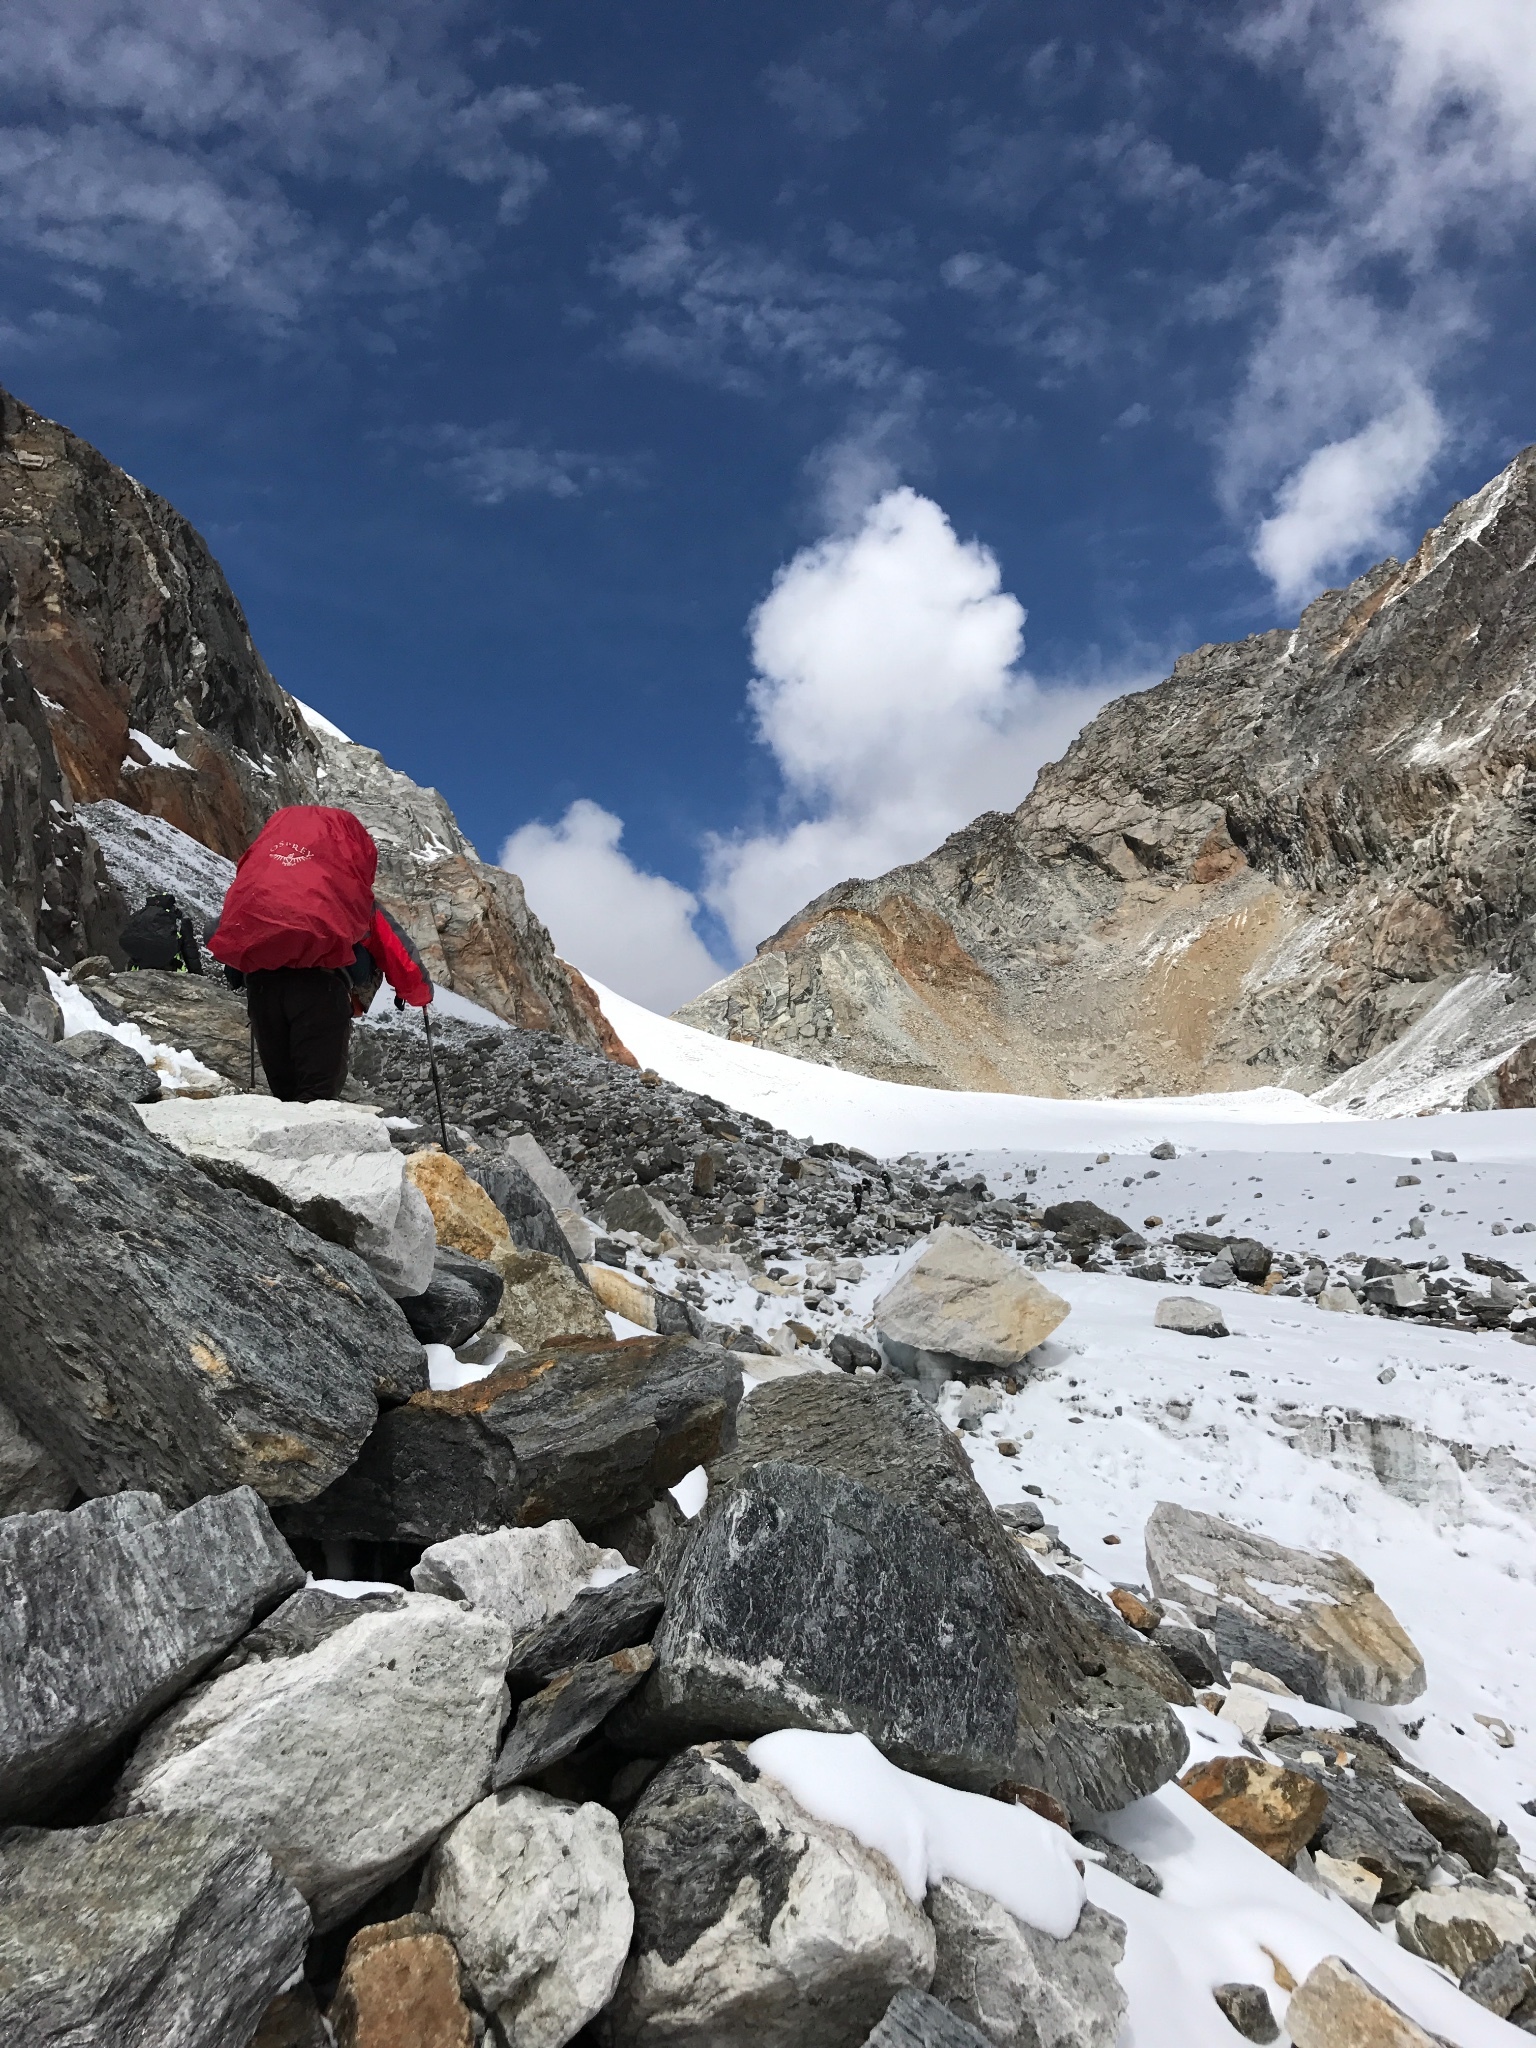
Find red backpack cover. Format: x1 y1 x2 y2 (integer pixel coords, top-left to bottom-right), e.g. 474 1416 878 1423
209 806 379 973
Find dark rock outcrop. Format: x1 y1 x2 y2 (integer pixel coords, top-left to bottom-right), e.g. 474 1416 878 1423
678 449 1536 1111
0 1014 425 1506
505 1569 666 1695
616 1374 1187 1818
0 1812 310 2048
492 1645 655 1787
0 1488 302 1824
279 1335 740 1547
398 1248 505 1349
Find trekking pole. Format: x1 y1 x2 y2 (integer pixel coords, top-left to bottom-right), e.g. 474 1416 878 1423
422 1005 451 1154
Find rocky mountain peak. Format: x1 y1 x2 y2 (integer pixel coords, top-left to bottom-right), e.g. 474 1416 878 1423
679 445 1536 1113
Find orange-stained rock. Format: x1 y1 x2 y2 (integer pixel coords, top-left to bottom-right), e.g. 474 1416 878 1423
405 1148 511 1260
1178 1754 1327 1864
328 1914 474 2048
1109 1587 1163 1634
562 958 640 1066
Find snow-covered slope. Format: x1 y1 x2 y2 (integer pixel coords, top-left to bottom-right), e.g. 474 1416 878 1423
592 979 1536 2044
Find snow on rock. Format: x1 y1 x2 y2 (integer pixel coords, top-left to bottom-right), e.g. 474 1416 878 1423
48 967 223 1094
79 797 236 934
747 1729 1085 1939
927 1877 1126 2048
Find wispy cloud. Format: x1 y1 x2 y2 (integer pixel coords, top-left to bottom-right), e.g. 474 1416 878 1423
602 215 916 397
0 0 650 328
399 420 640 505
1222 0 1536 602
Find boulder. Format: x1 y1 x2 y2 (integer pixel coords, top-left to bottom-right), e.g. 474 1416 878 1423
600 1742 934 2048
0 1016 426 1506
0 1392 72 1514
1284 1955 1440 2048
1211 1610 1329 1703
328 1914 476 2048
487 1244 611 1347
587 1262 660 1328
603 1184 692 1245
397 1247 504 1348
1395 1878 1536 1977
110 1586 513 1929
79 968 257 1087
1224 1239 1272 1284
404 1147 511 1260
1150 1621 1222 1688
0 1487 303 1824
1316 1283 1364 1315
1153 1296 1228 1338
926 1877 1127 2048
861 1989 995 2048
506 1570 666 1695
0 1812 310 2048
469 1146 585 1274
58 1027 162 1101
618 1373 1186 1820
1176 1755 1328 1864
874 1228 1070 1384
1211 1983 1278 2043
139 1094 437 1297
421 1786 633 2048
255 1984 330 2047
281 1336 740 1548
1267 1737 1439 1901
494 1647 656 1786
1040 1201 1128 1243
412 1518 631 1631
1461 1943 1535 2020
1144 1501 1424 1707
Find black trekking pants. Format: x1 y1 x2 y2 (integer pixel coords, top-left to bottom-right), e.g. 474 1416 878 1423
247 968 353 1102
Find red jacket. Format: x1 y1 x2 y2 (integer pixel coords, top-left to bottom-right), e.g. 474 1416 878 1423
210 805 433 1007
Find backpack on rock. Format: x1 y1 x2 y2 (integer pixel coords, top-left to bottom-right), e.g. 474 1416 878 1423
120 893 203 975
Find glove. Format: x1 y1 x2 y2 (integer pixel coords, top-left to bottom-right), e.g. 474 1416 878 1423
394 994 405 1013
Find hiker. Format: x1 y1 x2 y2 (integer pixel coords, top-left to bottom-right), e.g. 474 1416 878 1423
120 891 203 975
207 805 433 1101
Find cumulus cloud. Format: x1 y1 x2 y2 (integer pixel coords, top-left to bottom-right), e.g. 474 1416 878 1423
1227 0 1536 601
500 487 1122 1010
499 800 724 1014
702 487 1117 954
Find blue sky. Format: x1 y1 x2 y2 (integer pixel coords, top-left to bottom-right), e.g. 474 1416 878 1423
4 1 1536 1008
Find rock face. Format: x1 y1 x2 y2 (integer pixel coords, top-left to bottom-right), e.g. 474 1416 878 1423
1284 1954 1441 2048
328 1915 476 2048
0 1812 311 2048
618 1374 1186 1819
281 1335 741 1547
926 1877 1127 2048
1145 1502 1425 1707
59 1027 162 1100
873 1227 1070 1388
111 1586 513 1928
0 1017 425 1506
0 1488 302 1824
82 966 260 1087
0 1394 72 1514
140 1095 438 1297
602 1742 935 2048
423 1787 634 2048
677 449 1536 1112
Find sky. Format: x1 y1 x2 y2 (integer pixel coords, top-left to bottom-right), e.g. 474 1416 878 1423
4 0 1536 1011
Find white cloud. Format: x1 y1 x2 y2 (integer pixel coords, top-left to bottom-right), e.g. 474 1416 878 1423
499 800 724 1014
1227 0 1536 602
399 422 638 504
703 486 1118 956
1252 388 1443 604
498 486 1122 1008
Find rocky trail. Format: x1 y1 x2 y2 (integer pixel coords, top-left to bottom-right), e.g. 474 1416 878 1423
6 382 1536 2048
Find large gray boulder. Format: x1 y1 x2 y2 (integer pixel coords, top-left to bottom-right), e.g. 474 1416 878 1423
281 1335 740 1547
0 1016 426 1507
110 1586 514 1929
1144 1501 1425 1707
0 1488 302 1824
927 1878 1127 2048
421 1786 633 2048
616 1375 1186 1819
875 1227 1070 1390
600 1743 935 2048
397 1246 504 1348
138 1094 438 1297
412 1518 631 1631
469 1148 584 1275
58 1027 162 1102
861 1990 996 2048
0 1812 310 2048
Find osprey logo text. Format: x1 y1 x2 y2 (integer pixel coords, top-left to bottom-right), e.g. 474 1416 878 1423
266 842 314 868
